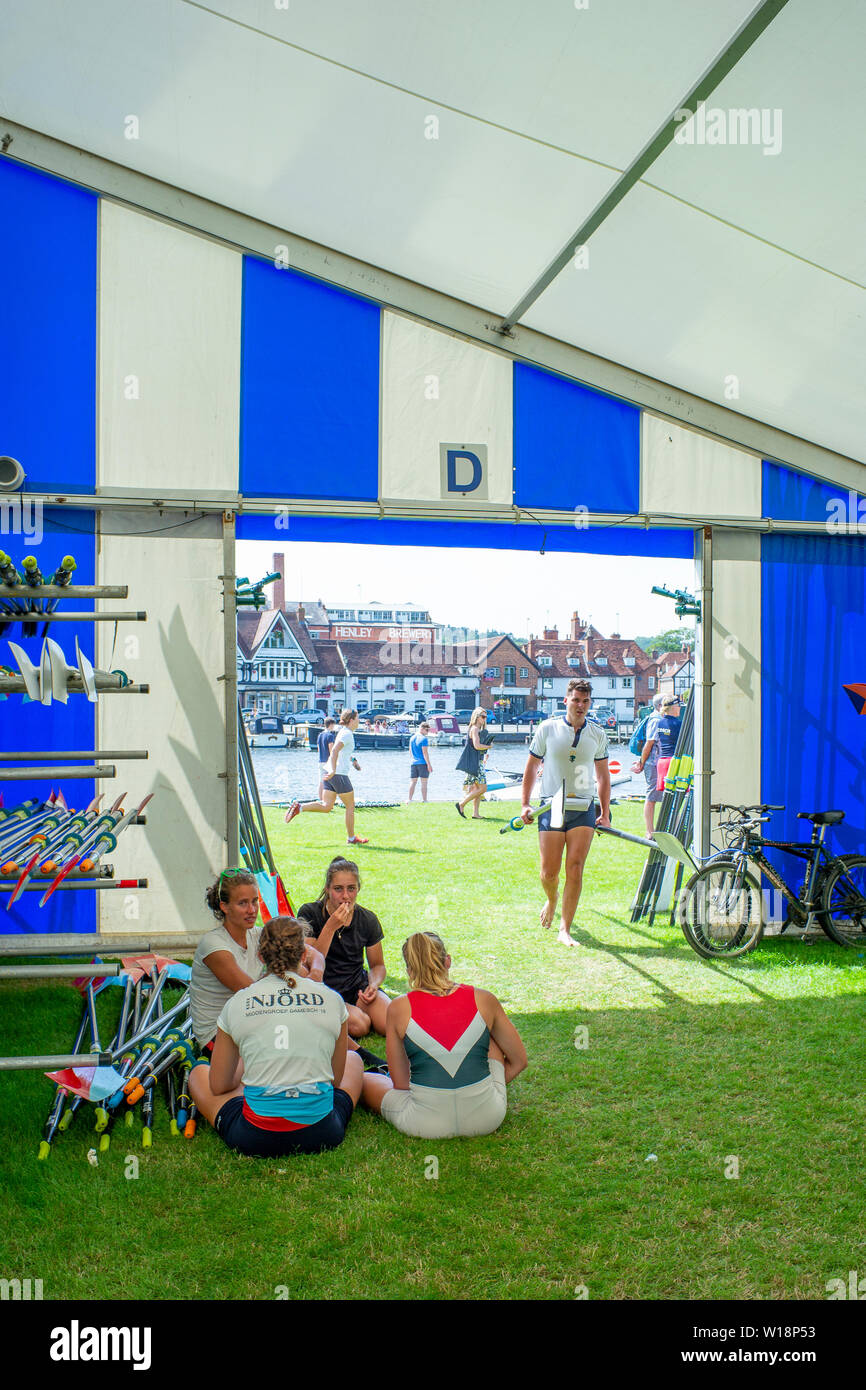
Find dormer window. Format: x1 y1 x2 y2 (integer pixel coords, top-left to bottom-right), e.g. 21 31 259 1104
538 655 552 667
595 656 607 666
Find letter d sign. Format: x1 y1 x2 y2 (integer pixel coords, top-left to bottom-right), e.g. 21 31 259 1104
440 444 488 500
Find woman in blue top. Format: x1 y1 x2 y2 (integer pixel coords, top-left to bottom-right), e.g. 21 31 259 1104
649 695 683 794
407 721 432 803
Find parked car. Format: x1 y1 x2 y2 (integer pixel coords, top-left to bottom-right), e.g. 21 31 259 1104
512 709 544 725
285 707 325 725
591 707 617 730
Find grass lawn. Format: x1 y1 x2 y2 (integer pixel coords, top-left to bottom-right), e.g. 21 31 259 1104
2 799 865 1301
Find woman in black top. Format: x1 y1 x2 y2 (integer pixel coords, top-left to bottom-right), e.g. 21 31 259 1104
297 857 389 1040
455 707 493 820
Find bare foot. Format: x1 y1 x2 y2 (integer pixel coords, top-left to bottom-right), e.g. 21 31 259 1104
557 928 578 947
540 900 557 929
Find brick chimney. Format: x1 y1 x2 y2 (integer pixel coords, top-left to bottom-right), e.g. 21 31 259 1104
272 554 285 612
570 612 582 640
298 602 306 624
543 628 558 640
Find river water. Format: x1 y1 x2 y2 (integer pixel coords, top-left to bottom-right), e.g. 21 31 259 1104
252 739 646 804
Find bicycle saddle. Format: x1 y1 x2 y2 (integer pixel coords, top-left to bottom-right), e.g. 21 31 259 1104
797 810 845 825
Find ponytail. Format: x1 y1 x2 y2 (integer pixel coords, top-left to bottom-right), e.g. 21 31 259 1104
259 916 307 987
402 932 453 995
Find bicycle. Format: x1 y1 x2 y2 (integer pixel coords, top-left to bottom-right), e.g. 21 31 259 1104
677 806 866 958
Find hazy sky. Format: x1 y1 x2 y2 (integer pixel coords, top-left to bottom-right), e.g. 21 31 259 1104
237 538 695 641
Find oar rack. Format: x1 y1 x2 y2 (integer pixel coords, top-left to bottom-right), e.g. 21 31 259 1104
0 579 151 906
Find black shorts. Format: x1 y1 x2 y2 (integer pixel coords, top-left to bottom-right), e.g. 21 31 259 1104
410 763 429 779
323 774 352 795
214 1088 354 1157
336 971 369 1006
537 800 597 833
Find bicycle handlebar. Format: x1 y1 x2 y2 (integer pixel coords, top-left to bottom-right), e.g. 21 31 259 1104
710 803 784 813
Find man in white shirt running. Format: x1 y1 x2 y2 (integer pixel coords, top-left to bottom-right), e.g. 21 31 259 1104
519 678 611 947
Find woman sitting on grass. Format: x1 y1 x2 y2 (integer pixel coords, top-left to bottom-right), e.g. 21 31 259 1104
297 856 389 1045
362 931 527 1138
190 870 323 1055
188 916 363 1157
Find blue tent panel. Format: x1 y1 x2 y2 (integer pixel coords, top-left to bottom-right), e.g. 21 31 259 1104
240 258 380 500
513 363 640 514
0 158 97 495
761 533 866 859
762 459 859 524
0 510 96 935
238 513 692 557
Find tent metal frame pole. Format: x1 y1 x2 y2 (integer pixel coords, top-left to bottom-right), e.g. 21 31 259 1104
1 120 863 493
221 513 240 867
694 526 714 861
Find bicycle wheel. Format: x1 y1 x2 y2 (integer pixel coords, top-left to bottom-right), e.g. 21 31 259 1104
819 855 866 947
677 859 765 959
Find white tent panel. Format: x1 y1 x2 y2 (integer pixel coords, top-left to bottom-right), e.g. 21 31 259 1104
646 0 866 285
709 531 762 811
208 0 758 169
98 202 242 493
96 525 227 938
642 414 761 520
529 184 866 464
381 312 512 503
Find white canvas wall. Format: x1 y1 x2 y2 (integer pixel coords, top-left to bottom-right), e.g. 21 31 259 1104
642 413 761 519
98 200 242 495
380 312 513 504
96 519 227 938
709 529 762 812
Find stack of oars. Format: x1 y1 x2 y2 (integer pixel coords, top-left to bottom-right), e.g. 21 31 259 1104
630 686 695 924
38 957 196 1158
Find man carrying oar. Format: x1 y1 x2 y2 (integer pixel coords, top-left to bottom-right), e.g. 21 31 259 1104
519 679 611 948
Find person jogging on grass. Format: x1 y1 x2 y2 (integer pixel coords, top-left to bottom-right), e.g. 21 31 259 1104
519 678 611 948
407 721 432 803
285 708 369 846
316 717 337 801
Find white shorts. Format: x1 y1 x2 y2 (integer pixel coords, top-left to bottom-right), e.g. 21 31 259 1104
380 1060 507 1139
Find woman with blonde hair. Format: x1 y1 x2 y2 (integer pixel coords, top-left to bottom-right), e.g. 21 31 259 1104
285 708 369 845
454 707 493 820
362 932 527 1138
188 915 363 1157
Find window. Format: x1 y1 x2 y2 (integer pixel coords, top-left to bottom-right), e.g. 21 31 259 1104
596 656 607 666
608 677 616 689
488 667 500 678
567 657 580 667
622 677 632 689
394 677 404 692
519 667 529 678
542 678 553 690
423 677 432 692
356 678 368 691
538 655 552 667
504 666 516 685
648 676 656 690
624 656 635 667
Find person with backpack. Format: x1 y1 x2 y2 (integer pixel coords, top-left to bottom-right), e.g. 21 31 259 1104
631 693 664 835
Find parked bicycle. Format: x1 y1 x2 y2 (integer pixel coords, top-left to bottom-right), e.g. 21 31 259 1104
677 804 866 959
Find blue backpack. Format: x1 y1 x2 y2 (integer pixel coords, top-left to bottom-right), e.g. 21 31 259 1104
629 717 650 756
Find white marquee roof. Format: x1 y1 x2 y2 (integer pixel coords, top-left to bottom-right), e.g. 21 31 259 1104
5 0 866 465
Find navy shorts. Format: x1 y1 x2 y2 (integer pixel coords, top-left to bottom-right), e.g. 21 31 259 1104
410 763 429 779
537 800 597 833
214 1088 354 1157
323 774 352 795
337 971 369 1006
